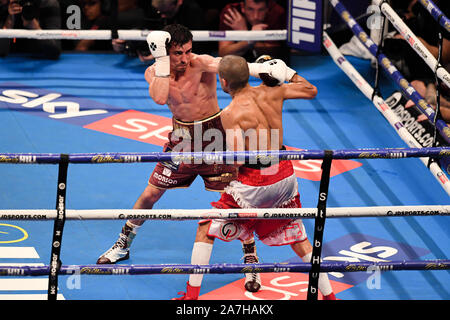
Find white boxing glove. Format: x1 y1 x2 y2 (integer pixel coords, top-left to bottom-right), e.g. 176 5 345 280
248 55 272 79
146 31 171 58
146 31 171 77
260 59 297 86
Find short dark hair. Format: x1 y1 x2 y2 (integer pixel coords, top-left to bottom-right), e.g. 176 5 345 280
245 0 269 5
162 24 193 49
219 55 249 91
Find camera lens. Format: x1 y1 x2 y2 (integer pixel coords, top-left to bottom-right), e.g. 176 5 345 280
21 0 37 21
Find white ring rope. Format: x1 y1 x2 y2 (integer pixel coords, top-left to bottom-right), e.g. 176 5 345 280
322 31 450 196
372 0 450 88
0 29 287 41
0 205 449 220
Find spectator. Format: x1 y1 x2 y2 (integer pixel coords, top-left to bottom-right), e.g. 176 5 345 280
115 0 145 29
409 78 450 124
0 0 61 59
137 0 208 62
387 0 450 173
383 0 449 81
74 0 111 51
384 0 450 123
143 0 205 31
196 0 231 30
218 0 287 62
111 0 147 56
408 77 450 175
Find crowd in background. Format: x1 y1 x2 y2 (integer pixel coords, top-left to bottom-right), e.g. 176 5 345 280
0 0 449 123
0 0 289 60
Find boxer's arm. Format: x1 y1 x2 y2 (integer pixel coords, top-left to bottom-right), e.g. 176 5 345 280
191 54 222 73
145 66 169 105
144 31 171 105
193 54 269 79
192 54 269 79
282 75 318 100
249 59 296 84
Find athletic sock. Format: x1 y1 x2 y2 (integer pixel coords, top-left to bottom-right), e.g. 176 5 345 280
125 221 142 233
188 242 213 287
301 252 333 296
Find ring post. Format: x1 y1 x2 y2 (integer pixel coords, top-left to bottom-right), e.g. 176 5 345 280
48 154 69 300
307 150 333 300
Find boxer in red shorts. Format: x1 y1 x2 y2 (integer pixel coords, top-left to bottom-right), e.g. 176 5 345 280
174 55 336 300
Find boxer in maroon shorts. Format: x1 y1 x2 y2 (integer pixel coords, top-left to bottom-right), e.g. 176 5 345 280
148 112 237 191
96 23 274 294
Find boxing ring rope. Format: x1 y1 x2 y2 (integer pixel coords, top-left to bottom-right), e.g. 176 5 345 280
1 148 449 300
1 205 449 220
372 0 450 88
322 31 450 195
417 0 450 33
1 147 449 164
1 260 449 277
329 0 450 147
0 29 287 42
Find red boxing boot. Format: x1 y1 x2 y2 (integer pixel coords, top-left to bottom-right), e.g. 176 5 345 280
323 292 336 300
172 282 201 300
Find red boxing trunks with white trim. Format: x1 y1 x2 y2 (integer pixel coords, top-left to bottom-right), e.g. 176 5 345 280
207 160 308 246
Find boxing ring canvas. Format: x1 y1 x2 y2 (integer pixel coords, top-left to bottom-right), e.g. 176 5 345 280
0 52 448 300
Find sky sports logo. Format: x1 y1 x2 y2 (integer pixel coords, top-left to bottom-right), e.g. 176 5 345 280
0 82 362 180
285 233 430 286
